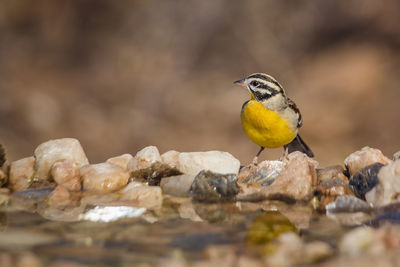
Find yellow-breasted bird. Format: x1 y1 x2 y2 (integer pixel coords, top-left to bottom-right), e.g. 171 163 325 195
234 73 314 163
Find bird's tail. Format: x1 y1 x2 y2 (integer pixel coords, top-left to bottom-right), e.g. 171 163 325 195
284 134 314 157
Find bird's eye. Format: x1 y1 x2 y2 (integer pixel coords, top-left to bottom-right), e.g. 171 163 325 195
250 81 260 87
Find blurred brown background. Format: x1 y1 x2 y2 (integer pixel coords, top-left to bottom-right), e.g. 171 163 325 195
1 1 399 166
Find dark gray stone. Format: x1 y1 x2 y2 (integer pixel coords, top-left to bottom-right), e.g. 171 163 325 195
349 163 384 199
189 170 240 202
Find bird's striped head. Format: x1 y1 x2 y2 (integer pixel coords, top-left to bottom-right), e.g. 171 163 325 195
234 73 285 101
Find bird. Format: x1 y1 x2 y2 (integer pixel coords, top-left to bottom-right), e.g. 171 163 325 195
234 73 314 164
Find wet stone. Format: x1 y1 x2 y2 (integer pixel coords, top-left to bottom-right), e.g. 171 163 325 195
0 170 6 187
160 174 195 197
238 160 285 186
0 144 6 167
106 153 134 170
344 146 391 176
161 150 180 169
177 151 240 176
315 178 354 211
365 160 400 206
50 159 81 192
46 185 71 208
393 151 400 161
326 195 372 214
34 138 89 182
260 152 318 202
130 161 181 186
316 165 348 184
349 163 384 200
9 156 35 192
189 170 240 202
127 146 161 172
81 162 129 193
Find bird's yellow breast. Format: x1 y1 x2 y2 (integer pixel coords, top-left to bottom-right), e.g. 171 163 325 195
241 100 297 148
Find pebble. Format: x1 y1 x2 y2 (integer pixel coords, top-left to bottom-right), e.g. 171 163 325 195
81 163 129 193
316 165 347 184
177 151 240 176
106 153 134 170
46 185 71 208
365 160 400 206
161 150 180 168
344 146 391 176
393 151 400 161
160 174 195 197
261 152 318 201
326 195 372 214
238 160 285 186
0 169 7 187
0 144 6 167
34 138 89 181
9 156 35 191
315 179 354 210
119 182 163 209
130 161 181 186
349 163 384 199
50 160 81 191
189 170 240 202
127 146 161 172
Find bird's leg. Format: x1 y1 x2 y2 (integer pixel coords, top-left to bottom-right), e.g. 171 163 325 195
252 147 265 165
280 146 289 161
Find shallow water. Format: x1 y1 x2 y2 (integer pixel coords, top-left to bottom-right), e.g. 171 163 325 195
0 191 353 266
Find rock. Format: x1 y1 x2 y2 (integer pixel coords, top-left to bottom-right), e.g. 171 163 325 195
260 152 318 201
238 160 285 186
81 163 129 193
161 150 180 168
349 163 384 199
315 179 354 211
106 153 134 170
0 144 6 168
119 182 163 209
130 162 181 186
34 138 89 181
9 157 35 191
393 151 400 161
50 160 81 191
326 195 372 214
160 174 195 197
177 151 240 176
189 170 240 202
344 147 391 176
316 165 348 184
365 160 400 206
127 146 161 172
0 170 6 187
46 185 71 208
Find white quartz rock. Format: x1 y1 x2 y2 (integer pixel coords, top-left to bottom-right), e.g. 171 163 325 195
177 151 240 176
34 138 89 181
127 146 161 172
81 163 129 193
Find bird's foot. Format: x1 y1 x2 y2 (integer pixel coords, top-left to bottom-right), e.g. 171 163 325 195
251 156 259 166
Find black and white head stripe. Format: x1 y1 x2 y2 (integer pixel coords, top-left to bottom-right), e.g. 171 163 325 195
247 73 284 93
245 73 285 101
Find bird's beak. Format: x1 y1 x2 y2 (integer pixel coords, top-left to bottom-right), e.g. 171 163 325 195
234 78 246 87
